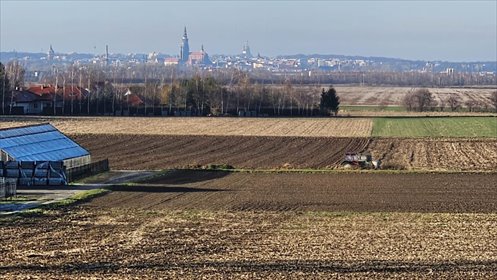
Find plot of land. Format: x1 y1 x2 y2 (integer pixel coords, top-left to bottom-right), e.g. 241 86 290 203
334 86 496 107
372 117 497 137
73 134 369 170
368 138 497 171
1 171 496 279
72 134 497 171
0 116 373 137
88 171 497 213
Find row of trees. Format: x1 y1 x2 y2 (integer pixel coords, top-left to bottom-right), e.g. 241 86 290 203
1 62 341 116
3 61 496 115
402 89 497 112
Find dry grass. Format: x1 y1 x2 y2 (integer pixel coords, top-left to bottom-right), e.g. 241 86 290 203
0 116 373 137
334 86 496 107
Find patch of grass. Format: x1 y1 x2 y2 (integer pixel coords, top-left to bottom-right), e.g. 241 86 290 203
0 196 35 204
372 117 497 137
45 188 110 209
73 172 113 184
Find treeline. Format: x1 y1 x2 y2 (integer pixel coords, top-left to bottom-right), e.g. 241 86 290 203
403 89 497 112
1 62 325 116
2 61 497 116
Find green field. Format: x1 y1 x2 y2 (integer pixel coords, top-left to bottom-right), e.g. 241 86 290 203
372 117 497 137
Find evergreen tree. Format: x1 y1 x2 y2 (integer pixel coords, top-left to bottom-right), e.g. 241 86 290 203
320 86 340 116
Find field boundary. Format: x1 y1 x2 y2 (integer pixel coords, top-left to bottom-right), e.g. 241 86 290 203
136 168 497 182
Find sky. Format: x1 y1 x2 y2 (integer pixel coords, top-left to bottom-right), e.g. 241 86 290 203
1 0 496 62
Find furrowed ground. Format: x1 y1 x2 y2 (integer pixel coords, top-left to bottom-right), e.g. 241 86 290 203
1 171 497 279
2 116 496 171
2 114 497 278
72 134 497 171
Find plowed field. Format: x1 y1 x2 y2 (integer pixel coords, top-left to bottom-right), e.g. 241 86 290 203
72 134 497 171
2 171 496 278
369 138 497 171
72 134 370 170
88 171 497 213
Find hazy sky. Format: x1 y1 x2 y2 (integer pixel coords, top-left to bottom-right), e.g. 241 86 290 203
1 0 496 61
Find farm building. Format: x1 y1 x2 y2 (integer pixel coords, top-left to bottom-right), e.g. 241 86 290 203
0 123 91 168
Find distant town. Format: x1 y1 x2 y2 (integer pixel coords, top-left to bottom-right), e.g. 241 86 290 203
1 27 496 84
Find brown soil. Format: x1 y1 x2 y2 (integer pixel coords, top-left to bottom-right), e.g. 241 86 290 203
1 171 496 279
89 171 497 213
73 134 370 170
368 138 497 171
72 134 497 171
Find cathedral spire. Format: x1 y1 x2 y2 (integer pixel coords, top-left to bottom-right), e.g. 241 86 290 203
180 27 190 63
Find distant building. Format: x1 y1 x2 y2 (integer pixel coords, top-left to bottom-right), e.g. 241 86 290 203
180 27 190 63
47 45 55 61
12 84 89 114
242 41 252 58
124 89 144 107
164 57 180 66
147 52 159 64
188 45 211 66
178 27 211 66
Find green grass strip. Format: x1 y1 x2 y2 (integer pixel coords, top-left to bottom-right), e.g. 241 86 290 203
372 116 497 137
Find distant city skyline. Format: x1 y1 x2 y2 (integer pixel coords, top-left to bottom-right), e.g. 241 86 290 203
1 1 496 62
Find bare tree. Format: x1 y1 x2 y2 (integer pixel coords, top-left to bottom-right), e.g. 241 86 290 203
403 88 436 112
402 88 417 111
447 93 462 112
465 100 477 112
490 91 497 113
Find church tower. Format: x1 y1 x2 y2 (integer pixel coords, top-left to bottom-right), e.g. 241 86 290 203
180 27 190 63
47 44 55 61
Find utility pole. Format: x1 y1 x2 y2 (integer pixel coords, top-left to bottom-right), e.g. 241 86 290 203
2 69 6 115
54 67 58 115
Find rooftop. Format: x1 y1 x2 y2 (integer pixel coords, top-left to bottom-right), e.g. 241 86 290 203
0 123 90 161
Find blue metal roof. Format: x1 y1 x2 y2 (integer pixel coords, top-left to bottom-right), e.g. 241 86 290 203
0 123 89 161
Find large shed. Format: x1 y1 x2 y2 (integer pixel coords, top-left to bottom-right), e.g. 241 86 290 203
0 123 90 168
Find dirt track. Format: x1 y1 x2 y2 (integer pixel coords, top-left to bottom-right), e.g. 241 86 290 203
73 134 497 171
88 171 497 213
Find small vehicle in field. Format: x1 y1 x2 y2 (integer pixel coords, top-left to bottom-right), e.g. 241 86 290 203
341 152 381 169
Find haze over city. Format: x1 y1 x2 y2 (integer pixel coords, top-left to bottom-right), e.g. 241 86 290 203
1 0 496 62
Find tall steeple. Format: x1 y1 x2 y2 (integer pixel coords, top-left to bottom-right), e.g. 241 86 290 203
242 41 252 58
180 26 190 63
47 44 55 61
